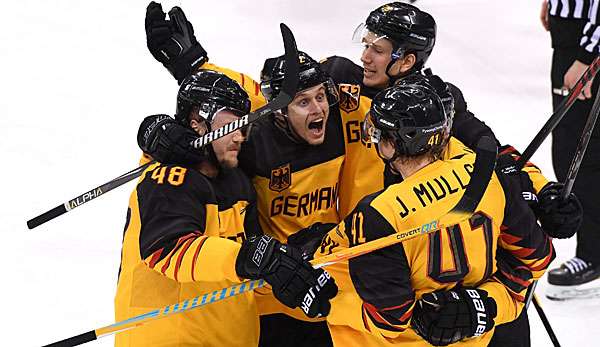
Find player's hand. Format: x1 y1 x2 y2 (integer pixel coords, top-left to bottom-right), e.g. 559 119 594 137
137 114 207 165
236 235 338 318
540 1 550 31
412 288 497 346
145 2 208 83
536 182 583 239
564 60 593 100
496 147 539 206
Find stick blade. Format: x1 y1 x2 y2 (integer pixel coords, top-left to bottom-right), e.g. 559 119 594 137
279 23 299 98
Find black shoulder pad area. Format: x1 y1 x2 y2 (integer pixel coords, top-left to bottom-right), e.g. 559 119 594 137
446 82 467 114
320 56 364 85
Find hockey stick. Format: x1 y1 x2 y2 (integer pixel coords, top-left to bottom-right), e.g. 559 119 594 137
190 23 299 149
532 294 561 347
42 136 497 347
524 74 600 347
561 81 600 199
42 279 267 347
27 23 299 230
26 162 154 229
516 55 600 168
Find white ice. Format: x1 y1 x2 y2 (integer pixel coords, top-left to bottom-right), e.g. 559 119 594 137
0 0 598 346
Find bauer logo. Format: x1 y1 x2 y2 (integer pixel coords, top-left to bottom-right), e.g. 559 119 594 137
269 163 291 192
252 236 271 267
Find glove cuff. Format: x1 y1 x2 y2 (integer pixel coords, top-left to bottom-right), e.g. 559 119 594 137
170 45 209 84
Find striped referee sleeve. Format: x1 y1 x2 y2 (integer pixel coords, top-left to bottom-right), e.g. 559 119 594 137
549 0 591 18
580 0 600 63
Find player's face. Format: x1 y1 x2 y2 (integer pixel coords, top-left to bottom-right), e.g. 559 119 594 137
286 84 330 145
360 32 395 89
210 110 245 168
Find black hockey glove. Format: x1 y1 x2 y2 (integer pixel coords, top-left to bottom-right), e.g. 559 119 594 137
535 182 583 239
287 222 337 255
496 148 539 207
412 288 497 346
236 235 338 318
137 114 207 165
145 2 208 83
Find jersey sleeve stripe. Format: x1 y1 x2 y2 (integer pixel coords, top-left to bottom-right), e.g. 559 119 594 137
363 303 406 333
191 235 209 281
159 234 194 275
173 235 199 281
147 248 163 269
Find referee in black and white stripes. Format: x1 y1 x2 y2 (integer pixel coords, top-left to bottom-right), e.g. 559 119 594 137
541 0 600 293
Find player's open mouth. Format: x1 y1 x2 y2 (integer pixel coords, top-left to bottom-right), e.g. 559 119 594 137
308 118 324 136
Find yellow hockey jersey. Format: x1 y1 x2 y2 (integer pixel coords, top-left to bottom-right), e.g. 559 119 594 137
320 56 551 219
315 138 555 346
114 163 261 346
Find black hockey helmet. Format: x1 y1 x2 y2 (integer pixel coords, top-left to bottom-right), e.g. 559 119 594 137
396 72 455 126
354 2 436 72
260 51 338 105
175 70 251 126
260 57 279 83
363 83 450 159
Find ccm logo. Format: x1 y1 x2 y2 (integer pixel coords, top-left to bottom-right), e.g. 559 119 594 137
465 289 488 336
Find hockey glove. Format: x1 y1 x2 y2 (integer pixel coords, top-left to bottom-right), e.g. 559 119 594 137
535 182 583 239
496 148 539 206
145 2 208 83
236 235 338 318
137 114 207 165
287 222 337 255
412 288 497 346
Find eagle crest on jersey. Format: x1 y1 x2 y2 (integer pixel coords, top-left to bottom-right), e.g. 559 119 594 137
339 84 361 112
269 163 292 192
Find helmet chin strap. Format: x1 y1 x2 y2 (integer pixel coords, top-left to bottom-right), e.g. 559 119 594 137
385 51 420 86
384 56 402 84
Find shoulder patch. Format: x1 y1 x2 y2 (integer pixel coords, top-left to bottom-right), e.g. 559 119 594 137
269 163 291 192
339 83 361 113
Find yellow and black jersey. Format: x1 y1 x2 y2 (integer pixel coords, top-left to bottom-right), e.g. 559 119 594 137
315 138 554 347
320 56 500 219
320 56 384 219
237 110 345 320
239 112 345 242
115 162 260 347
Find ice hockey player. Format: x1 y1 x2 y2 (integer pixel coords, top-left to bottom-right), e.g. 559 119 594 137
312 83 555 347
139 2 575 346
115 70 336 346
319 4 579 345
142 3 344 345
237 51 345 346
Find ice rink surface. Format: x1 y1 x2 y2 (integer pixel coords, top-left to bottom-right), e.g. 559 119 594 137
1 0 598 345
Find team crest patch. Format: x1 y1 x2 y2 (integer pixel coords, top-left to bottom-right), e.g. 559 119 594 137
269 164 291 192
339 84 361 113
